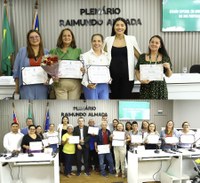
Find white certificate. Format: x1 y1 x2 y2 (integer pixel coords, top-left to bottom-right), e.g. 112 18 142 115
112 140 125 147
48 136 59 144
68 136 79 144
113 131 125 140
22 66 48 85
180 134 195 144
42 139 49 147
58 60 83 79
131 135 143 143
140 64 163 81
88 126 99 135
97 144 110 154
164 137 179 144
147 134 160 144
87 65 111 83
29 141 43 151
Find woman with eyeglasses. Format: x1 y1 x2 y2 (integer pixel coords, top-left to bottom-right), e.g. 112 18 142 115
21 125 42 153
178 121 195 148
13 30 49 99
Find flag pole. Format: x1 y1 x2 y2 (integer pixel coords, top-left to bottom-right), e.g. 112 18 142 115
35 0 38 10
32 0 39 30
12 102 19 124
44 102 50 132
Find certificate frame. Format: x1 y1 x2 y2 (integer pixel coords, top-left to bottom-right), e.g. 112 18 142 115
22 66 48 85
87 65 111 84
140 64 164 81
58 60 83 79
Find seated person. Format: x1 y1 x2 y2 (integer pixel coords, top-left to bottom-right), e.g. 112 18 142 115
21 125 42 153
3 123 24 153
178 121 195 148
144 123 160 149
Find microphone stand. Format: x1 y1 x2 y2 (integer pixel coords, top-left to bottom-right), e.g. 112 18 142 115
188 137 200 152
154 144 160 154
154 141 161 154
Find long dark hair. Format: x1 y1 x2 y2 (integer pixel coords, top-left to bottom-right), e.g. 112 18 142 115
61 116 69 124
165 120 174 135
56 28 77 48
111 17 128 36
148 35 169 58
26 29 44 58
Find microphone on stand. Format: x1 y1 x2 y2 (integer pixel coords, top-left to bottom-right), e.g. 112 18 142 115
188 136 200 152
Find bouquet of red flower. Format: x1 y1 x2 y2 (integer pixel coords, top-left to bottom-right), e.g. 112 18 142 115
41 55 59 82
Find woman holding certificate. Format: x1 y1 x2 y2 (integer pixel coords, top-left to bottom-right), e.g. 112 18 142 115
135 35 173 99
50 28 82 99
81 34 110 99
43 124 59 153
111 123 130 178
160 120 180 150
21 125 42 153
144 123 160 150
13 30 49 99
62 124 76 178
104 17 140 99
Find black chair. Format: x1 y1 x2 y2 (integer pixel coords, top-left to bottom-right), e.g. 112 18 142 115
190 65 200 73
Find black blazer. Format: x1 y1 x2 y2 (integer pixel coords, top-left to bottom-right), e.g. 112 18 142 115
73 125 90 147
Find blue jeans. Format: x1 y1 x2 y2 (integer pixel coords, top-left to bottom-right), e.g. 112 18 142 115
49 144 58 153
83 84 109 99
20 84 48 99
98 153 114 176
64 153 74 175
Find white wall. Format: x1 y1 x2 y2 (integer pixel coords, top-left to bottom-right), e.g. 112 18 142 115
173 100 200 128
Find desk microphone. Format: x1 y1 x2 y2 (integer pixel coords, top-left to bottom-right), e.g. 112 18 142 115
5 151 19 159
154 144 161 154
2 162 8 166
188 137 200 152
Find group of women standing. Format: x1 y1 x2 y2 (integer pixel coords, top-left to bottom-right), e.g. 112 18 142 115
13 17 173 100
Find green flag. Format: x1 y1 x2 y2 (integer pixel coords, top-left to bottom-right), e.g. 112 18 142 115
1 4 14 76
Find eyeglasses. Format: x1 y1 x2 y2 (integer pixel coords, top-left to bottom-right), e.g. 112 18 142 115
29 36 40 40
30 128 36 130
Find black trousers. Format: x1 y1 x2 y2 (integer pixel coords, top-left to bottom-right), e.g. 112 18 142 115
88 149 99 169
110 79 134 99
76 145 89 173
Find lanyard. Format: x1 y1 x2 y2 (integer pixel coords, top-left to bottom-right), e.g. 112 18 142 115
149 54 159 64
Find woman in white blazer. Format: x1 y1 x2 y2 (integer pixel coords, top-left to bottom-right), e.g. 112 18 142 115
104 17 140 99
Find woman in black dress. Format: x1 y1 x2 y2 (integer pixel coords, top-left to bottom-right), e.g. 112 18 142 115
104 17 140 99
